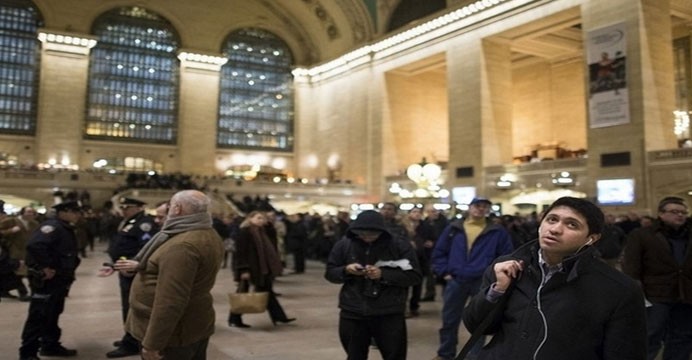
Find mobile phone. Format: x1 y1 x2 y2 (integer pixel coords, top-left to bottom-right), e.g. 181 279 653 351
102 262 115 269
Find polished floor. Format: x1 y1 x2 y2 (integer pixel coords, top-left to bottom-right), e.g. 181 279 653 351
0 243 451 360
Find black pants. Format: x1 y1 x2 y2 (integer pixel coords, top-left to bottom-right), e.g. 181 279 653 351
230 277 288 323
292 248 305 273
339 313 407 360
19 278 71 357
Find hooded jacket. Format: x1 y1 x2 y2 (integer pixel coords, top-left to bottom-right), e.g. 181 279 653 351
431 219 514 282
325 210 421 317
463 241 646 360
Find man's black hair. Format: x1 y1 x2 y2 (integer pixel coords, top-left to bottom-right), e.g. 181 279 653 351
542 197 604 235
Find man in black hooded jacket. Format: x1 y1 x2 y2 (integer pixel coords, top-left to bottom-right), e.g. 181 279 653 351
325 210 421 360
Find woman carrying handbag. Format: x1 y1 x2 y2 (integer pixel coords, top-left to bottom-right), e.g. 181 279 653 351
229 211 296 328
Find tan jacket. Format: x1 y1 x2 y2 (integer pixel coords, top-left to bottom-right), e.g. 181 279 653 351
126 228 224 350
0 216 38 276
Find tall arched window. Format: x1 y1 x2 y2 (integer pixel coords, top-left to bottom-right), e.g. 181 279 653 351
0 0 41 135
218 28 294 151
86 6 179 143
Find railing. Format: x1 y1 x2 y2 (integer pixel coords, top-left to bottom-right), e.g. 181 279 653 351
649 148 692 163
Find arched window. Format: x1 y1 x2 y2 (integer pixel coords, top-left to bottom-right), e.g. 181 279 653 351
218 28 294 151
0 0 41 135
85 6 179 143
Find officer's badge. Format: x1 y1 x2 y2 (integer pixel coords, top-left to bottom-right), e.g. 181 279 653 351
140 223 152 232
122 224 133 232
40 225 55 233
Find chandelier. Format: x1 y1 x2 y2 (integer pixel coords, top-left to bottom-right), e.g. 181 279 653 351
402 158 445 198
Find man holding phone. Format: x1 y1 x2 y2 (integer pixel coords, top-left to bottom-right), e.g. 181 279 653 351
326 210 421 360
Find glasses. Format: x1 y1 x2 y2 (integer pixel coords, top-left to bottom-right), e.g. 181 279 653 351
662 209 689 216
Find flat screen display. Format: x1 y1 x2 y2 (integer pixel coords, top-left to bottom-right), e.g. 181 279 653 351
597 178 635 205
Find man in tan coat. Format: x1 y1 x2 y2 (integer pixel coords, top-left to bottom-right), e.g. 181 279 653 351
123 190 224 360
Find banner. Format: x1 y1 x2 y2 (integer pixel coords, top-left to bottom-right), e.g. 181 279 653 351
587 22 628 128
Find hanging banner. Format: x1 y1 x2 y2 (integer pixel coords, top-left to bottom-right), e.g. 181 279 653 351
587 22 628 128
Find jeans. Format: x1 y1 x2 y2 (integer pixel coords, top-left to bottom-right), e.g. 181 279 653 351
646 302 692 360
437 277 483 360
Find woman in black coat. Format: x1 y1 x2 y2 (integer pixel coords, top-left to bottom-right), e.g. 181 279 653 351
229 211 295 328
463 197 646 360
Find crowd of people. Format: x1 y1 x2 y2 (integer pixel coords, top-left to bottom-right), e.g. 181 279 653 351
0 191 691 360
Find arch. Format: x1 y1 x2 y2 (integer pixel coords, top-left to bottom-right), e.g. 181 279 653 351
217 27 294 151
0 0 43 135
84 6 180 144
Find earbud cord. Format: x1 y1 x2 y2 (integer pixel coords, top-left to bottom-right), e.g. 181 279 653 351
533 261 549 360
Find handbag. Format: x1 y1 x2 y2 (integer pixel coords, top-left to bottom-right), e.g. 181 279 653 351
228 280 268 314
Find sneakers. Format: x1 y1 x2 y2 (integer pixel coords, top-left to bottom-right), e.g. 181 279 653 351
39 344 77 357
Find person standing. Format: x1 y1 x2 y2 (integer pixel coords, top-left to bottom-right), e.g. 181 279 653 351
125 190 225 360
431 197 513 360
422 205 449 302
19 201 82 360
325 210 422 360
623 196 692 360
403 207 436 317
229 211 295 328
463 197 646 359
105 197 157 358
0 206 38 301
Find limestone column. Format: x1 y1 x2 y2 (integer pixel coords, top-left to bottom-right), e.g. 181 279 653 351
176 51 226 175
582 0 676 209
34 30 96 168
447 37 512 194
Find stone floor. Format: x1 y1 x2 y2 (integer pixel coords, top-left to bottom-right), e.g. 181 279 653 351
1 243 456 360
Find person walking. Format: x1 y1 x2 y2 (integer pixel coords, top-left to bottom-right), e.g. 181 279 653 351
0 206 38 301
325 210 422 360
623 196 692 360
463 196 646 360
19 201 82 360
431 197 513 360
229 211 296 328
125 190 225 360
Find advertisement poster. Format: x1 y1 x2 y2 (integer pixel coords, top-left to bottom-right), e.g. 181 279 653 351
587 22 629 128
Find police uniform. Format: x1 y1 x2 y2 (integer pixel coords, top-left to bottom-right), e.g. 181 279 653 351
107 198 157 358
19 201 81 359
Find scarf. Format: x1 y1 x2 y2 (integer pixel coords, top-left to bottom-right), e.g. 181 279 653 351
134 212 212 271
250 226 283 277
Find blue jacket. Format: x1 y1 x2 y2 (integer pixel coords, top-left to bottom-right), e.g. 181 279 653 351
431 219 513 282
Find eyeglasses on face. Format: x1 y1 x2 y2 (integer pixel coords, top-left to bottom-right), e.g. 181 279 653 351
662 209 689 216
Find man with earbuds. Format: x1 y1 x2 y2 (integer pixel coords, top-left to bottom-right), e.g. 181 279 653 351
623 196 692 360
463 197 646 360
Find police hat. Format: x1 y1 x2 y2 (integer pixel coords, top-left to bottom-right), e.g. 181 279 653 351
52 201 82 212
469 197 492 206
119 197 146 207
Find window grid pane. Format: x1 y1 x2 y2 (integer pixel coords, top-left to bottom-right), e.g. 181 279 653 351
85 7 179 143
218 28 294 150
0 1 40 135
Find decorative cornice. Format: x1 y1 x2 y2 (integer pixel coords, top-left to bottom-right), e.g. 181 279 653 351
293 0 526 82
177 50 228 71
38 29 97 56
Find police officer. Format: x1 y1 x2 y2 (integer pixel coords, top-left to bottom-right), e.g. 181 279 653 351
106 197 157 358
19 201 82 360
